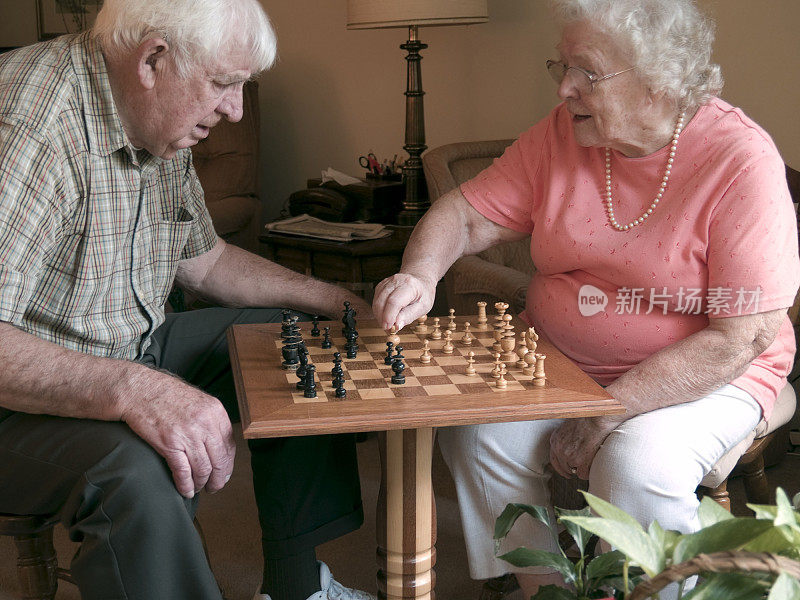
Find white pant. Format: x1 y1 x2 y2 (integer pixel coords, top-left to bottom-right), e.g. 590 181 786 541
437 384 761 580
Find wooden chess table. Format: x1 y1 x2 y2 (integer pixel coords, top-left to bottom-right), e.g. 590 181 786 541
228 315 624 600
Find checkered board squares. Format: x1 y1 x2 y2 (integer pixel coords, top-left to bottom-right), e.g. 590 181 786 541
277 319 544 404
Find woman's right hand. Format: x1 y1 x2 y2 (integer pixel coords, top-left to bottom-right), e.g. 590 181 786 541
372 272 436 331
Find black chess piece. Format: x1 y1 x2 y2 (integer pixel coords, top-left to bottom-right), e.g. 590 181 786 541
303 364 317 398
311 316 320 337
345 330 358 359
331 352 345 388
390 346 406 385
281 323 301 370
334 385 347 399
296 343 309 389
321 326 332 349
384 341 394 365
341 301 357 336
280 309 292 341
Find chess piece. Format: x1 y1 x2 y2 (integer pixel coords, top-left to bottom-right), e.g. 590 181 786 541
476 301 489 331
526 326 539 355
447 308 457 330
491 352 502 379
345 330 358 359
496 363 508 388
387 326 401 346
420 339 432 364
334 385 347 399
431 317 442 339
281 318 302 370
465 351 476 376
391 346 406 385
321 326 332 349
461 322 474 346
296 343 309 389
303 364 317 398
533 354 547 387
280 309 292 340
341 300 356 336
500 314 516 363
311 315 320 337
331 352 345 388
384 341 395 365
516 333 529 369
414 315 428 334
442 330 454 354
523 347 536 376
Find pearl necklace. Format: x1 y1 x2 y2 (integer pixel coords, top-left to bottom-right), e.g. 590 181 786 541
603 110 686 231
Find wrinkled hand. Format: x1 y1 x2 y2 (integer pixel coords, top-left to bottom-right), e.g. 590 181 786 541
373 272 436 330
549 416 622 480
120 372 235 498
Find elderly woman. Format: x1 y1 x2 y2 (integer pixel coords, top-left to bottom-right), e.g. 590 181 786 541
373 0 799 597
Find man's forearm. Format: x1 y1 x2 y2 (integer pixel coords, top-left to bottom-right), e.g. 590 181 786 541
0 321 146 420
182 243 371 319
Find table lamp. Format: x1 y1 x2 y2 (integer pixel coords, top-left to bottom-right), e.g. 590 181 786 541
347 0 488 225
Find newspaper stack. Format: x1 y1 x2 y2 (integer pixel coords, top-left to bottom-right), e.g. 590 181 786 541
265 214 391 242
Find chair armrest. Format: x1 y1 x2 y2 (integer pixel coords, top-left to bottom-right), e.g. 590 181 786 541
447 255 530 313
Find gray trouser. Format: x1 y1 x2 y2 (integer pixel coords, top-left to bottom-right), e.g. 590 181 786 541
0 308 362 600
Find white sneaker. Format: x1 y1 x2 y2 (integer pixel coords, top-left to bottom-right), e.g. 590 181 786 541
253 561 376 600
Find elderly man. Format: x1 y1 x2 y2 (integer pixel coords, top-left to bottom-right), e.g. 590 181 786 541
0 1 373 599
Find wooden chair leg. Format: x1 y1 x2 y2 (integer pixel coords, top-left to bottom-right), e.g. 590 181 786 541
13 526 59 600
701 480 732 512
741 452 771 505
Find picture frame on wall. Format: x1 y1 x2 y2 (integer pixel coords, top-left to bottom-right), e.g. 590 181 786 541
37 0 100 40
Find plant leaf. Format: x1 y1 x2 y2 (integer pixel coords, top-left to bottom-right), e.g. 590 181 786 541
557 506 593 555
697 495 735 527
773 488 800 531
585 550 626 581
743 525 800 556
682 573 767 600
497 547 576 584
531 584 578 600
494 503 553 540
767 571 800 600
560 516 664 577
672 518 774 563
647 521 682 557
581 492 644 530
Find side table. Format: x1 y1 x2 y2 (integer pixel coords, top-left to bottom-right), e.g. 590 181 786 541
259 226 412 300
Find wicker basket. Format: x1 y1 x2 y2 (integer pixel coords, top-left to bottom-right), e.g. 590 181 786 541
628 551 800 600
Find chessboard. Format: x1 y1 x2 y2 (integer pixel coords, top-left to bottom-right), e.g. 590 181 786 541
228 315 624 438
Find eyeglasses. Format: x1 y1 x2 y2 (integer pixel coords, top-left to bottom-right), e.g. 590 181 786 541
546 59 634 95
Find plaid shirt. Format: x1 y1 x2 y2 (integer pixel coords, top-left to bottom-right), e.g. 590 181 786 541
0 33 218 360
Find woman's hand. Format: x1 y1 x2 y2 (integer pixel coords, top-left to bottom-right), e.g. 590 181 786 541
549 415 623 480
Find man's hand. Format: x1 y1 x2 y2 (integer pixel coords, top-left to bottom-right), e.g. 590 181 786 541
120 371 235 498
373 272 436 330
549 415 622 480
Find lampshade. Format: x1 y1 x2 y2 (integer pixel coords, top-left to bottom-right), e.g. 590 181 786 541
346 0 488 30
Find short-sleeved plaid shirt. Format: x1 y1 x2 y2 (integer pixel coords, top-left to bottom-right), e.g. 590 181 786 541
0 33 218 359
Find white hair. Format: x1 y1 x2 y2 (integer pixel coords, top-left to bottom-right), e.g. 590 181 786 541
550 0 723 109
92 0 277 78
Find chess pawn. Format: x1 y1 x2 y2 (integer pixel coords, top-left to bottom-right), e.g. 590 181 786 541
496 363 508 388
500 314 516 363
491 352 502 379
311 315 320 337
387 326 401 346
476 301 489 331
431 317 442 339
420 339 432 364
461 322 475 346
414 315 429 334
442 330 454 354
321 326 332 349
516 336 529 369
447 308 457 331
465 351 477 376
533 354 547 386
522 348 536 376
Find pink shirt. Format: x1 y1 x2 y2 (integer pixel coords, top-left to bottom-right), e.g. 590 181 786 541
461 98 799 419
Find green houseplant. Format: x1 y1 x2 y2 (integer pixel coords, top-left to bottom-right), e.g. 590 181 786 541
494 488 800 600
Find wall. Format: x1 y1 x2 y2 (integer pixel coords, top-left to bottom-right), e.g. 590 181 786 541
256 0 800 221
0 0 39 47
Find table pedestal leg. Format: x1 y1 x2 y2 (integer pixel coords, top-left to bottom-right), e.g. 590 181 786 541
376 428 436 599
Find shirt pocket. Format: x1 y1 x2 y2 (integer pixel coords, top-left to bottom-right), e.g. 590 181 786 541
147 212 196 309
